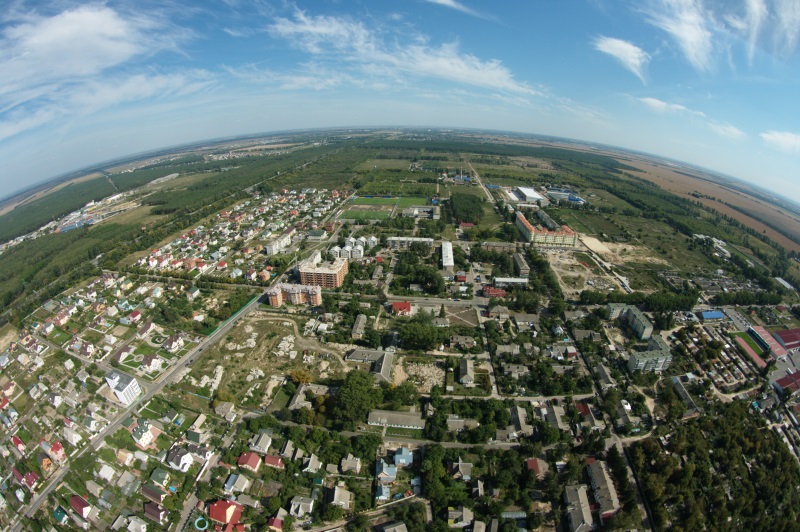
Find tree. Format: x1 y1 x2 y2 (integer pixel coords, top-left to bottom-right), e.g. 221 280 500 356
334 370 382 426
290 369 313 384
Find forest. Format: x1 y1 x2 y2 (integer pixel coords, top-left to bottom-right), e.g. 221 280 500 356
630 401 800 531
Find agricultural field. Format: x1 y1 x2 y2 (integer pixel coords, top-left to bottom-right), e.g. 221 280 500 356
626 158 800 252
355 159 412 171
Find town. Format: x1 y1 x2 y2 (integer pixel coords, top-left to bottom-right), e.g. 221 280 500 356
0 133 799 532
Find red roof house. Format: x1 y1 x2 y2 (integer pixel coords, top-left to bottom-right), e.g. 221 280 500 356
392 301 412 316
237 452 261 473
263 455 285 470
70 495 91 519
208 499 243 525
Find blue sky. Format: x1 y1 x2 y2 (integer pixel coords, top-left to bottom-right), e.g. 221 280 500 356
1 0 799 199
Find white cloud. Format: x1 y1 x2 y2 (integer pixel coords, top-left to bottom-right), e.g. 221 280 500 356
643 0 714 71
760 130 800 153
639 97 746 140
593 36 650 82
267 10 535 95
424 0 484 19
774 0 800 55
0 5 203 141
708 122 745 139
638 97 700 115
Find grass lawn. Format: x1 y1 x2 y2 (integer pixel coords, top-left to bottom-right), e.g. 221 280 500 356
385 427 424 438
352 197 397 205
135 343 159 356
342 210 390 220
48 329 73 345
267 389 291 411
732 331 764 354
396 196 428 207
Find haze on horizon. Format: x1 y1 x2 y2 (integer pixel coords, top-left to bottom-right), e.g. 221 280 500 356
1 0 800 200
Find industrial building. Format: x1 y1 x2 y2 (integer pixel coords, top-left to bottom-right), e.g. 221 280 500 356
266 283 323 307
774 328 800 351
513 186 549 205
441 241 454 271
297 251 348 288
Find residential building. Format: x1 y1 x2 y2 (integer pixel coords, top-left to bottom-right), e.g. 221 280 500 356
449 457 473 481
441 241 454 271
515 212 577 247
289 496 314 517
628 336 672 373
513 253 530 276
340 453 362 474
394 447 413 467
459 359 475 387
208 500 243 526
376 459 397 484
266 283 323 307
492 277 529 289
105 370 142 406
447 506 474 528
298 251 348 288
249 432 272 454
327 485 354 509
587 461 620 522
386 236 434 250
564 484 594 532
351 314 367 339
238 452 262 473
392 301 411 316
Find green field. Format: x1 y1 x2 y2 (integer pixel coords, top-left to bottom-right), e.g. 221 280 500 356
732 331 764 354
341 210 390 220
397 196 428 207
352 197 397 205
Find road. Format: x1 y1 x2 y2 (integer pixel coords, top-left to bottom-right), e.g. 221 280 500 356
467 162 495 203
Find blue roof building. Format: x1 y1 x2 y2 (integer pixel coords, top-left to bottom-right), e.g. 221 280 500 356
394 447 413 467
700 310 724 321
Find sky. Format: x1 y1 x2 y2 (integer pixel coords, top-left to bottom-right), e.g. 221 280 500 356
1 0 800 199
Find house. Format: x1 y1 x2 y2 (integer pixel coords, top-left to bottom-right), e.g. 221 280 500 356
249 432 272 454
376 459 397 484
289 496 315 517
472 479 484 499
238 452 262 473
392 301 412 316
449 457 473 481
165 447 193 472
382 523 409 532
340 453 362 474
208 499 244 525
447 506 474 528
280 440 295 459
70 495 92 519
142 484 168 504
144 502 168 525
127 516 149 532
150 468 170 488
264 455 286 470
268 517 284 532
450 335 476 350
459 359 475 387
187 286 201 301
526 458 550 480
376 485 391 501
223 474 250 494
488 305 510 321
302 454 321 473
327 484 354 509
162 334 184 354
394 447 413 467
48 441 67 463
136 321 156 339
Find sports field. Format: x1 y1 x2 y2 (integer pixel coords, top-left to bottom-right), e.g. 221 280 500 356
351 196 427 207
341 210 390 220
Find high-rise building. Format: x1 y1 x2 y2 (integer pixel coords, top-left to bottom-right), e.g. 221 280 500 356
105 370 142 406
266 284 323 307
298 252 348 288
